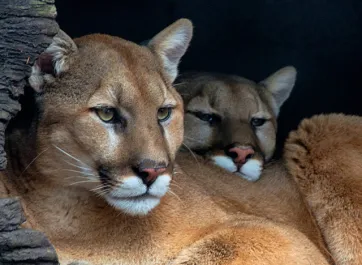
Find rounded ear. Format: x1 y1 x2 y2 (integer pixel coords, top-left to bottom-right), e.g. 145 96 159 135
29 30 78 92
147 18 193 83
259 66 297 116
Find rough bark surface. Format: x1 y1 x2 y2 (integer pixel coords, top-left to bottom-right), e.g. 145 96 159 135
0 198 59 264
0 0 59 170
0 198 26 232
0 1 60 264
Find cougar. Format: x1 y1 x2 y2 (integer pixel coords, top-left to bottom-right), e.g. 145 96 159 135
0 19 329 264
176 68 296 181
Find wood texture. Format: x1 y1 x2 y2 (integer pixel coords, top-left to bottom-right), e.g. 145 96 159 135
0 1 60 263
0 0 59 169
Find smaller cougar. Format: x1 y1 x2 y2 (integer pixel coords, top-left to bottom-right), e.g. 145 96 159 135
176 67 296 181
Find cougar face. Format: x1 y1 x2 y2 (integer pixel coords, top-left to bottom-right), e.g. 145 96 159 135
29 19 193 215
176 67 296 181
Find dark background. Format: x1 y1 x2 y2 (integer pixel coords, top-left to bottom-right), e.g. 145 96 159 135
55 0 362 157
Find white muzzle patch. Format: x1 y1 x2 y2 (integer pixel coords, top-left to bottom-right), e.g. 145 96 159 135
104 174 171 216
212 155 263 182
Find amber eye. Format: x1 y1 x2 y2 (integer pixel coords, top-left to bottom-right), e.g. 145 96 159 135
157 107 172 122
96 108 116 123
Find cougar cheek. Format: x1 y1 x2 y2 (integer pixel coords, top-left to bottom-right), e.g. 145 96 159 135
165 112 184 158
255 124 276 161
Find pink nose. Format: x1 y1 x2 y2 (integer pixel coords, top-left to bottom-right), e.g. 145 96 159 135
140 167 167 186
228 147 254 165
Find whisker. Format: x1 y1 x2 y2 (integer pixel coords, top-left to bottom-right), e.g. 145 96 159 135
173 82 187 88
167 189 183 204
170 182 182 190
182 143 200 166
68 180 100 186
93 188 111 197
19 147 49 177
91 185 110 192
53 145 91 168
183 136 205 144
63 159 91 171
61 169 96 176
64 175 97 181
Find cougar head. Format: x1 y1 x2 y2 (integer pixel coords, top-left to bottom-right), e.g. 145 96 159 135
28 19 193 215
176 67 296 181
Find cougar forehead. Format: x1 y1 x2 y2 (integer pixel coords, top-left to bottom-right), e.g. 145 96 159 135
44 35 178 105
187 77 273 120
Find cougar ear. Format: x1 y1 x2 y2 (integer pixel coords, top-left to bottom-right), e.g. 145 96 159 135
260 66 297 116
29 30 78 92
147 18 193 83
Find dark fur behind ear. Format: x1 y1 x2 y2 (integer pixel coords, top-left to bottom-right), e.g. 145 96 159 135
29 30 78 92
37 53 56 75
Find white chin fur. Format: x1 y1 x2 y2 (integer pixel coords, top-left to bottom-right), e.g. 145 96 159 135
104 174 171 216
212 156 263 182
106 195 161 216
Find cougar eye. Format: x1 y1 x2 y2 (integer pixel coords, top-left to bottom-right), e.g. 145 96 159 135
158 107 172 122
199 113 214 123
251 118 266 127
188 111 221 126
95 108 116 123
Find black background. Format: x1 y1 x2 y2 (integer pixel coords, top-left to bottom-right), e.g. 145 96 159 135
55 0 362 156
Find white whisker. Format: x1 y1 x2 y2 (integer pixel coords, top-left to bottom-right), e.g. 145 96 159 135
91 185 109 192
94 188 111 197
170 182 182 190
61 169 95 176
68 180 100 186
63 159 91 171
53 145 91 168
184 136 205 144
64 175 97 180
182 143 200 166
167 189 183 203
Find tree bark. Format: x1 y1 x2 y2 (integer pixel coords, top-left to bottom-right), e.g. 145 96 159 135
0 198 59 264
0 1 60 264
0 0 59 170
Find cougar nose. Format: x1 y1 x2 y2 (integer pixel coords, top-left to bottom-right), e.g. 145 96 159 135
136 167 167 187
225 145 254 165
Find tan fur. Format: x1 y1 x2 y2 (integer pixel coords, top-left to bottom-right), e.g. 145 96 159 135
0 20 329 264
176 68 296 181
285 113 362 265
